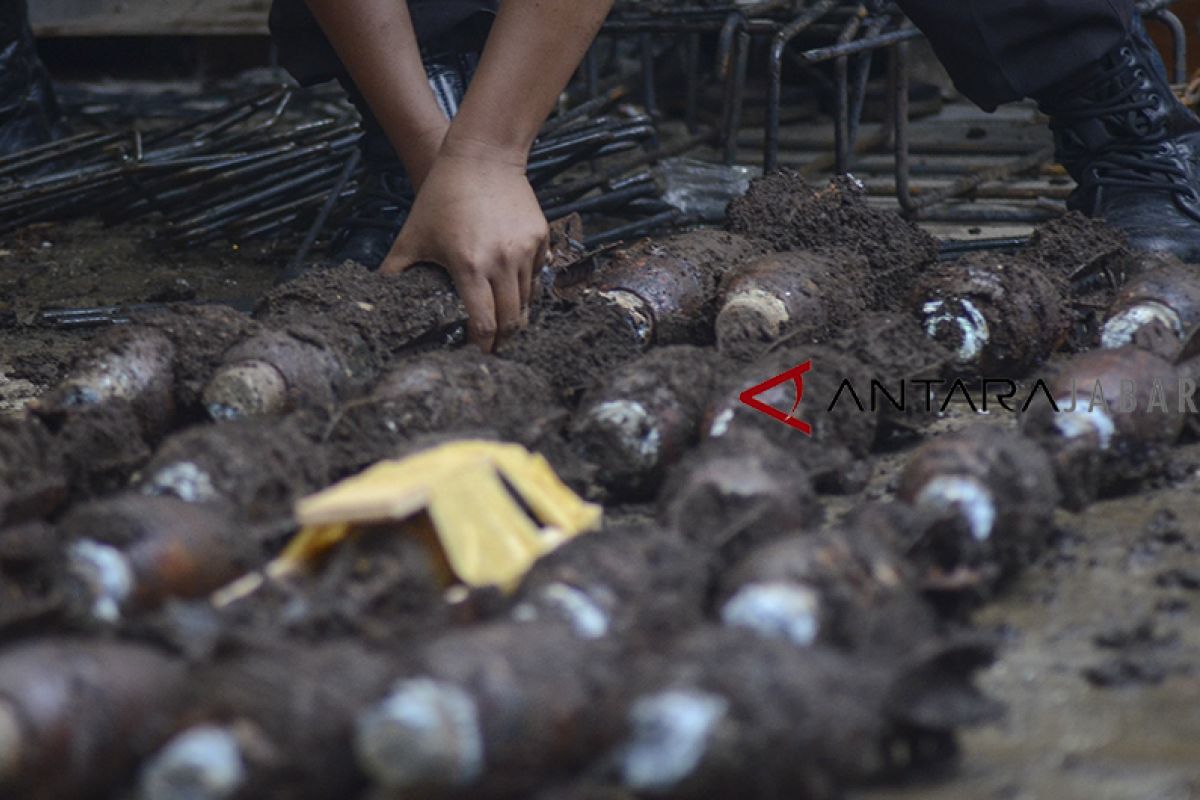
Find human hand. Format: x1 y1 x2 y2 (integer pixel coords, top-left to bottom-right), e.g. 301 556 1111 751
380 140 547 352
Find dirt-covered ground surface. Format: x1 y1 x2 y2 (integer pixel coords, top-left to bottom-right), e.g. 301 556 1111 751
4 168 1200 799
857 424 1200 800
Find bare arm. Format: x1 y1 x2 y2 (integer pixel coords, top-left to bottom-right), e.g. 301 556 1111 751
303 0 448 187
382 0 615 351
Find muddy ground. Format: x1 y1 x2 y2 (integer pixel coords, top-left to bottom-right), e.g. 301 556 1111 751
3 189 1200 798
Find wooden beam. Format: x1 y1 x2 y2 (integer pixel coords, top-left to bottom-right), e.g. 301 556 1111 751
30 0 270 37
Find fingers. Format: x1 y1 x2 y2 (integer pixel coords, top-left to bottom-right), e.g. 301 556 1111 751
492 263 524 349
519 235 549 314
454 271 499 353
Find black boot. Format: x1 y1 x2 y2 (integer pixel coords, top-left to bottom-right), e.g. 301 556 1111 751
331 52 479 269
1038 19 1200 262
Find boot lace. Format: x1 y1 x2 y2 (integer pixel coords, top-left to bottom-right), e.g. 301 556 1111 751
1049 49 1192 197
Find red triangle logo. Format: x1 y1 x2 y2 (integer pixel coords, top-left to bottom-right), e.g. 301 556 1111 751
738 360 813 436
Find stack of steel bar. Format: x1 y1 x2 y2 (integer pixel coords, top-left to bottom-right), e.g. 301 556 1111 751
598 0 1187 225
0 83 676 253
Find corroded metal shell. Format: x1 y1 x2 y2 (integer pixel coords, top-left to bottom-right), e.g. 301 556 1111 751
716 250 870 361
913 253 1066 375
1020 346 1186 508
897 426 1059 588
591 231 767 345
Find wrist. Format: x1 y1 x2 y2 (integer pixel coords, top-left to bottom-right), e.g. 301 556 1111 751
439 127 531 171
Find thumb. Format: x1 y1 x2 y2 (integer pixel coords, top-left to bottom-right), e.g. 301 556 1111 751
378 232 425 277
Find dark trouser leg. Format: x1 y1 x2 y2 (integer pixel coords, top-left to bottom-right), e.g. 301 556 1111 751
0 0 64 154
267 0 493 270
894 0 1134 110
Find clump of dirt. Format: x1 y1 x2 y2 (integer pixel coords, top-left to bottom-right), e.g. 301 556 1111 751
1021 213 1136 351
0 418 68 526
136 304 262 414
500 293 647 405
53 401 156 499
1023 212 1133 286
140 413 329 531
726 171 937 309
256 262 466 362
203 525 454 651
913 252 1068 375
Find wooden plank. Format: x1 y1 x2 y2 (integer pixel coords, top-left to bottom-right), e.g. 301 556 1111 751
30 0 270 36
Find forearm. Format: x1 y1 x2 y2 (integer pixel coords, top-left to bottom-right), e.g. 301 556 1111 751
443 0 614 165
304 0 449 186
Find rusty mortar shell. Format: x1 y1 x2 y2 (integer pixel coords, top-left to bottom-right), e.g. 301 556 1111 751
32 327 177 437
139 415 327 522
658 426 823 571
1028 348 1187 449
615 627 891 798
139 725 248 800
0 698 20 786
897 426 1060 579
716 250 870 361
591 231 768 345
617 687 734 795
153 642 397 800
62 495 250 621
717 526 919 654
719 581 824 649
511 523 708 645
1020 346 1186 507
913 253 1066 375
203 329 348 421
356 678 485 792
356 623 618 796
703 344 879 493
571 346 719 500
1101 258 1200 349
0 640 188 799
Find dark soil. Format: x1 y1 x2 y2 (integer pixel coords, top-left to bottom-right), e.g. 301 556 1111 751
500 293 647 405
256 262 466 361
726 171 938 310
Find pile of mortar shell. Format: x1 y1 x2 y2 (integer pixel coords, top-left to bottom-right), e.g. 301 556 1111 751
8 172 1200 799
